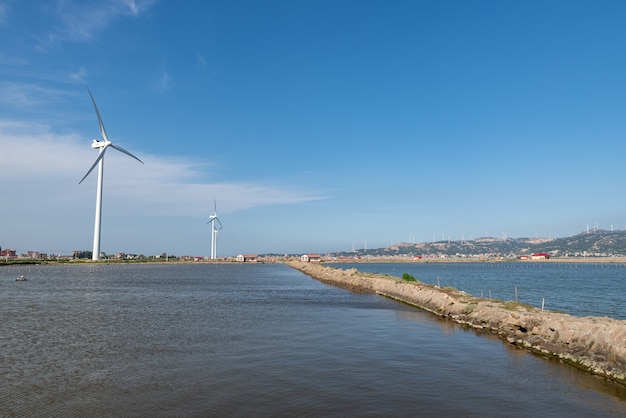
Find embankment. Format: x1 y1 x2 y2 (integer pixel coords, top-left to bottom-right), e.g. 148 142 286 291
288 261 626 385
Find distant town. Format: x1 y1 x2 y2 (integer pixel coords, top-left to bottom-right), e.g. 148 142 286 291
325 229 626 260
3 228 626 264
0 248 259 263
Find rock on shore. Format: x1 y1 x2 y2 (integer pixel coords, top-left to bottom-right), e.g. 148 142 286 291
288 261 626 385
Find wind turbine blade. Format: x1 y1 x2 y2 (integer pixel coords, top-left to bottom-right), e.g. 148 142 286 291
216 218 223 230
109 144 144 164
87 87 109 142
79 146 108 184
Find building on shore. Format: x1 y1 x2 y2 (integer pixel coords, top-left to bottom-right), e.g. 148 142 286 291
531 253 551 260
236 254 258 262
300 253 321 262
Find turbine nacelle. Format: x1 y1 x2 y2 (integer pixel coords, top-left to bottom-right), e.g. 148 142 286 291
91 139 107 149
208 198 223 230
80 140 139 185
208 214 223 230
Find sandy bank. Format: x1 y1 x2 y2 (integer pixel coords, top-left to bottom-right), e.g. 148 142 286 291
287 261 626 386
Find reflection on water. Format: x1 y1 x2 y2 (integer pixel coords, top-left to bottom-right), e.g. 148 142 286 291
1 263 624 417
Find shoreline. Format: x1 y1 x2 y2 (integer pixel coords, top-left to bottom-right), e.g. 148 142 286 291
4 256 626 267
324 257 626 264
287 261 626 386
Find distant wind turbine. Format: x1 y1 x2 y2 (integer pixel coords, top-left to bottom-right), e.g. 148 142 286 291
79 87 144 261
207 199 223 259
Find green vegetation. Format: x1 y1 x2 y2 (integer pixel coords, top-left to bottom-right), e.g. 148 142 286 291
464 301 478 313
402 273 417 282
502 301 535 312
73 250 93 259
0 260 42 266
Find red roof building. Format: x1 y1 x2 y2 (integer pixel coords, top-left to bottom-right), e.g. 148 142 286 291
531 253 550 260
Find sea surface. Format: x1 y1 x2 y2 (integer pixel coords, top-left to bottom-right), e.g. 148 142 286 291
1 263 625 417
328 261 626 320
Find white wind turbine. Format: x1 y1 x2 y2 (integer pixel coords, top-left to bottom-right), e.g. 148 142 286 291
207 199 223 259
79 88 144 261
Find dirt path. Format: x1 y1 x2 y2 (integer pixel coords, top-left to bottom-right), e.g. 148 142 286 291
288 261 626 386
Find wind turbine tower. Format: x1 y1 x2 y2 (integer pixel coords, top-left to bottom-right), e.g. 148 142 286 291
208 199 223 259
79 88 143 261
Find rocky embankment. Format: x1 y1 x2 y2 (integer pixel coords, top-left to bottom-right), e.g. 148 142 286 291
288 261 626 385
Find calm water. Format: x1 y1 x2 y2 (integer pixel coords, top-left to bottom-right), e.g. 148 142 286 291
1 263 625 417
329 261 626 320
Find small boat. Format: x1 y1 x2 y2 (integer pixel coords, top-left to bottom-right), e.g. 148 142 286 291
13 275 27 281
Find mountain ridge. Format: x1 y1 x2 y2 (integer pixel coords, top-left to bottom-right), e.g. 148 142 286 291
327 229 626 259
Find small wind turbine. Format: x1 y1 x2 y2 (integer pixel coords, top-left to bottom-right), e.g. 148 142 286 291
207 199 223 259
79 87 143 261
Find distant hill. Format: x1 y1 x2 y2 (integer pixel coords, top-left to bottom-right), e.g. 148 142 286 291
326 229 626 259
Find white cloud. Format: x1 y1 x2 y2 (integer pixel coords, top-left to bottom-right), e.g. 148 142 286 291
123 0 140 16
36 0 158 46
0 119 326 255
0 3 8 26
0 119 324 218
0 83 75 107
155 70 172 93
0 53 29 66
70 67 88 83
196 53 207 68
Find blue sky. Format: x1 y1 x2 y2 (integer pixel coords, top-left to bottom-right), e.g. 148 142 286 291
2 0 626 257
